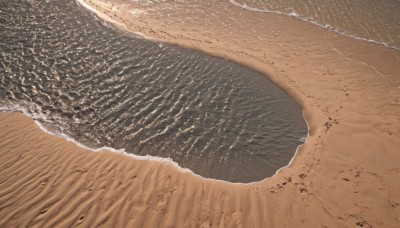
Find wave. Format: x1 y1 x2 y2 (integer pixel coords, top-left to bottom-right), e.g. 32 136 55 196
75 0 153 40
229 0 400 51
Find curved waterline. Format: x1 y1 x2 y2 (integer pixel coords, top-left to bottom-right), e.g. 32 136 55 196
0 0 308 183
0 107 310 185
229 0 400 51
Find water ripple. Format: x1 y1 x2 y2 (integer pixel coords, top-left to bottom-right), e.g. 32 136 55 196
0 0 307 182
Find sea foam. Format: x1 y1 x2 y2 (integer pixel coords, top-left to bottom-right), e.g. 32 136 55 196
229 0 400 51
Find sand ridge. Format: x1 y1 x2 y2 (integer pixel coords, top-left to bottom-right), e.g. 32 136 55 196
1 0 400 227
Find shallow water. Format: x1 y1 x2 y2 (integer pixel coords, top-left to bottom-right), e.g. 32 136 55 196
127 0 400 50
231 0 400 50
0 0 307 183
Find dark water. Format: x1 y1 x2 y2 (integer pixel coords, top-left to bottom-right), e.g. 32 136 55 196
0 0 307 183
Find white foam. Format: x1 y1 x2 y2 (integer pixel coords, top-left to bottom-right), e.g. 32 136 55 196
273 110 310 177
0 102 53 125
229 0 400 51
1 101 310 185
0 0 313 185
0 104 195 175
76 0 155 41
76 0 127 29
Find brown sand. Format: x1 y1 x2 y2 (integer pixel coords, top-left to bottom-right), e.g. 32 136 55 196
1 0 400 227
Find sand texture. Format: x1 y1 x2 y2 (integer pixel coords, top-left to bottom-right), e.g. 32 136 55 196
1 0 400 227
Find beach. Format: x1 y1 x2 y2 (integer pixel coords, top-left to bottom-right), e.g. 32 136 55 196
1 0 400 227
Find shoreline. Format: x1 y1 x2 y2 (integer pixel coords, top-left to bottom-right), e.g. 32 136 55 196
3 0 311 184
0 104 309 185
1 106 309 185
228 0 400 52
1 0 310 183
1 0 400 226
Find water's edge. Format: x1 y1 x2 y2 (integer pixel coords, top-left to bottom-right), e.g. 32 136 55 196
0 0 310 184
0 107 309 185
75 0 310 184
229 0 400 51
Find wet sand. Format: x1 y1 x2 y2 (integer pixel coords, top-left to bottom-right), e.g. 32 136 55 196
0 0 307 183
1 0 400 227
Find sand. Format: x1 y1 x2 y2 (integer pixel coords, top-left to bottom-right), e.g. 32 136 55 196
1 0 400 227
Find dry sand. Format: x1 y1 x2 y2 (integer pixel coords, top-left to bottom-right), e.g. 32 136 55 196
1 0 400 227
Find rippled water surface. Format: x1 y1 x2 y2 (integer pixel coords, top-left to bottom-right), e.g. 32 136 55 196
129 0 400 49
0 0 307 182
231 0 400 49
